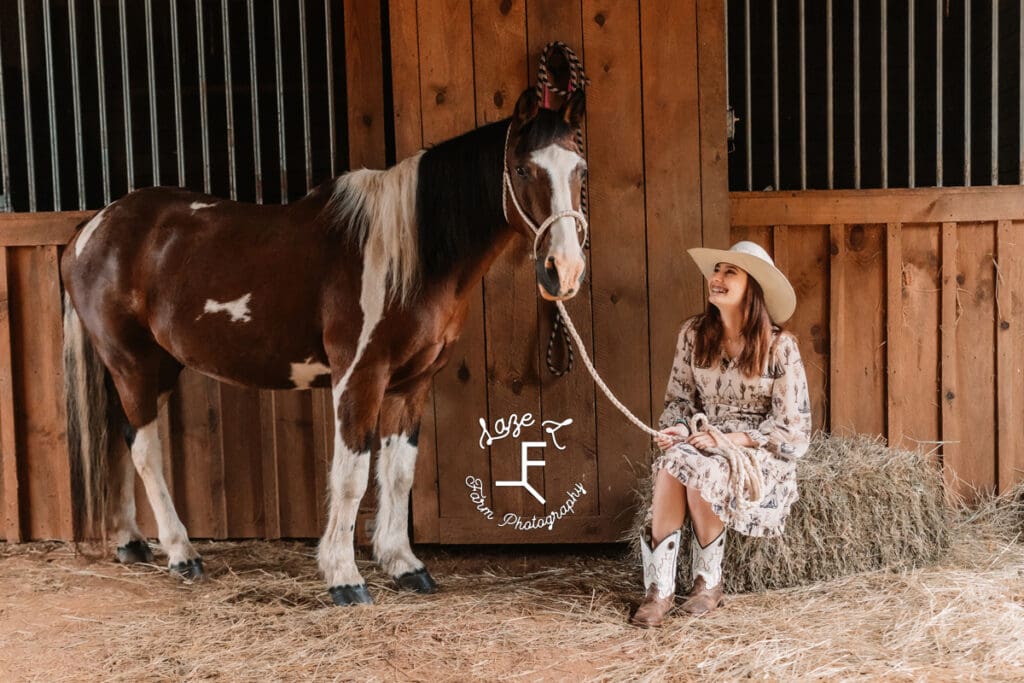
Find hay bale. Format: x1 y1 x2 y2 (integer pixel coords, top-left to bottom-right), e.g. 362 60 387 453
628 433 956 592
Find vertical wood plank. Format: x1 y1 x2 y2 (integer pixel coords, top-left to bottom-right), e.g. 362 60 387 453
886 222 904 447
474 0 537 518
642 0 704 431
696 0 730 250
940 222 961 495
583 0 648 519
952 222 997 499
272 391 319 536
258 392 281 538
416 0 483 523
218 384 263 538
996 220 1024 491
344 0 386 170
0 249 21 541
895 224 943 455
829 224 886 436
8 246 72 539
310 389 332 537
773 225 830 433
525 0 597 522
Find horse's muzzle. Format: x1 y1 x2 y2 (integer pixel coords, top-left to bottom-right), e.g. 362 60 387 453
536 257 586 301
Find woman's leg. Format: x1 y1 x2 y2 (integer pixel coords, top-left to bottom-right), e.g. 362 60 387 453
682 485 726 616
651 468 687 542
632 468 687 628
685 485 724 545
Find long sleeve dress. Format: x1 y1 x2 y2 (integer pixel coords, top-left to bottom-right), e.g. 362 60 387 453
652 315 812 537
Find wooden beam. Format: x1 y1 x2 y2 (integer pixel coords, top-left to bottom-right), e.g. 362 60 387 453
697 0 730 250
0 211 92 246
0 249 20 541
732 186 1024 226
940 222 961 497
829 224 846 433
996 220 1023 491
886 223 903 448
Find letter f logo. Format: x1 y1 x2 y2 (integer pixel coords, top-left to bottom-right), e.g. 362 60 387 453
495 441 546 504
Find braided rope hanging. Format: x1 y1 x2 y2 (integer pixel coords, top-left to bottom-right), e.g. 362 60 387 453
535 41 589 377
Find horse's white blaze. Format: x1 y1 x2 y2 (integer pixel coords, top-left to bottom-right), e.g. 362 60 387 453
289 357 331 390
331 151 422 305
201 293 253 323
130 421 197 564
75 208 107 257
190 201 216 210
374 433 423 577
531 144 587 293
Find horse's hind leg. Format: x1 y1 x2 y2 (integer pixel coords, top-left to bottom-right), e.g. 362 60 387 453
374 383 436 593
109 357 203 580
103 376 154 564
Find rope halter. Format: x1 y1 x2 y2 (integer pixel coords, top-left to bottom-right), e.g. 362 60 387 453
501 123 589 263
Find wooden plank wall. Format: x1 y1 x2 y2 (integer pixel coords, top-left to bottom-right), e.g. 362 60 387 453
731 187 1024 502
393 0 729 543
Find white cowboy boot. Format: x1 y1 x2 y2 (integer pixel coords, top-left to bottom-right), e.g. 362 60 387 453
630 529 681 627
681 529 726 615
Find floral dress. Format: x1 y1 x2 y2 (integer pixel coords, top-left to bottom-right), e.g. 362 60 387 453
652 315 812 537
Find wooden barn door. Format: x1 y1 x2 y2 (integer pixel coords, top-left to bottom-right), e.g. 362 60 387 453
394 1 730 544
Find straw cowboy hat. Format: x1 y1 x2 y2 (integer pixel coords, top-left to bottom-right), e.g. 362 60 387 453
687 241 797 324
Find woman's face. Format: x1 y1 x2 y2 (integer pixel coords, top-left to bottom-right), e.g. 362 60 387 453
708 262 749 311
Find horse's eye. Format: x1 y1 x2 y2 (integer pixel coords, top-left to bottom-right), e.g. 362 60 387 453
580 167 588 178
515 166 528 177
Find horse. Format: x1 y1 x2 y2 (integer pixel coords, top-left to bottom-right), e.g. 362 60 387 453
60 87 587 605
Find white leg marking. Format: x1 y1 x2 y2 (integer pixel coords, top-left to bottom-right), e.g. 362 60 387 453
374 433 423 577
130 421 196 564
110 440 146 547
531 144 587 291
74 208 107 257
190 201 217 210
289 357 331 390
319 381 371 587
200 293 253 323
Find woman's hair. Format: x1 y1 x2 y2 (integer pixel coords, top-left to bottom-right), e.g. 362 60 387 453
693 275 774 378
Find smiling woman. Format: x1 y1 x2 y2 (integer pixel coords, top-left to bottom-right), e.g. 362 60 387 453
632 240 811 627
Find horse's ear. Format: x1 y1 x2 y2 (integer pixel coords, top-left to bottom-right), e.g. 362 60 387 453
560 89 586 128
513 88 540 125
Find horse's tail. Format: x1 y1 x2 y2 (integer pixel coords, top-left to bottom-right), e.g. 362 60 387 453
63 293 111 540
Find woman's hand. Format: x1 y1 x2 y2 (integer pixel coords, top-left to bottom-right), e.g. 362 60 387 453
655 425 688 451
722 431 757 448
686 431 720 451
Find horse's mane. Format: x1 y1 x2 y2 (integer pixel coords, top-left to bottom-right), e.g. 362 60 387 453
415 118 509 283
330 110 574 305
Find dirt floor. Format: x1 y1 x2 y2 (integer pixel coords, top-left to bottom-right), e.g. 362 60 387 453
1 538 1023 681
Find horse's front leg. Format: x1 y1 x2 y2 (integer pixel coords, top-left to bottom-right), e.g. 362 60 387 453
320 367 386 606
374 381 436 593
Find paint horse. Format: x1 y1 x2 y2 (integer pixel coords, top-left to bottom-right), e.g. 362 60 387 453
61 88 587 605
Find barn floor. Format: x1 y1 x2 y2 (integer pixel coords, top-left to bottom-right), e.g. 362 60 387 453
1 537 1022 681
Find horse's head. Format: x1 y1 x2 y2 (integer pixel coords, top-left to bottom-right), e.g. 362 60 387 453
504 88 588 302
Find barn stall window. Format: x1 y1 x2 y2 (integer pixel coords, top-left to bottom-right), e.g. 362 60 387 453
0 0 367 213
728 0 1024 191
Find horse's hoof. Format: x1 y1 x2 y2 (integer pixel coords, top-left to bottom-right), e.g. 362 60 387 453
169 558 206 581
116 540 154 565
395 567 438 594
329 584 374 606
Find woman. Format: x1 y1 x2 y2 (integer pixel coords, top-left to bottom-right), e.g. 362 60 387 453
631 241 811 627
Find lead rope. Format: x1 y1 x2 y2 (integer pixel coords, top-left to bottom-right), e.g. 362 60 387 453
554 300 766 509
537 42 589 377
529 43 765 510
